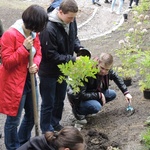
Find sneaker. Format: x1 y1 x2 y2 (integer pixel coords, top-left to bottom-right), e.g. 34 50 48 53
116 11 121 15
86 113 97 118
75 119 87 125
110 9 114 13
54 125 64 131
72 107 85 120
128 6 132 9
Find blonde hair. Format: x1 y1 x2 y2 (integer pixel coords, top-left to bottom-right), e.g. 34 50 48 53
99 53 113 67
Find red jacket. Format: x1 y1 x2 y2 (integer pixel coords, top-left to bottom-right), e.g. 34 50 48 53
0 27 41 116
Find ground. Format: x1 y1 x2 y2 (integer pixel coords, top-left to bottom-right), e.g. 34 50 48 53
0 0 150 150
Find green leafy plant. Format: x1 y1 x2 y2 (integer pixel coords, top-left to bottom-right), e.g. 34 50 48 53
58 56 99 94
115 47 140 80
139 51 150 91
141 128 150 149
133 0 150 14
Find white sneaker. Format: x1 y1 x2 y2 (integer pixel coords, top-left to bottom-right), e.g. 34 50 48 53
86 113 97 118
110 8 114 13
75 119 87 125
116 11 121 15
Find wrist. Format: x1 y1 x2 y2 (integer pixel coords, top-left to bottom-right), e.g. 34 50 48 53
98 92 102 99
23 45 30 51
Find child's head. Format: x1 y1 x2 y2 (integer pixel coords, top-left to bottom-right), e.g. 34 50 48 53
98 53 113 76
45 126 86 150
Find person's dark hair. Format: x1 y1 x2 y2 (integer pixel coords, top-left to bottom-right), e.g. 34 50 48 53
22 5 48 32
59 0 78 14
45 126 85 150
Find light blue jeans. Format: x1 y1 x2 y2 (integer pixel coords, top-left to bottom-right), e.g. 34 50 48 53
111 0 124 13
77 89 116 115
4 89 38 150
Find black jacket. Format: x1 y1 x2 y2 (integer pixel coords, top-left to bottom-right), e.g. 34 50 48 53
17 135 55 150
39 20 82 78
67 69 129 107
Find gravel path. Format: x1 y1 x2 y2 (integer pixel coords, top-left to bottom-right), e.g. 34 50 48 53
0 0 130 149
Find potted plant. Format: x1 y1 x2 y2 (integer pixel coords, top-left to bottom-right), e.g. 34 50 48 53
139 51 150 99
115 46 140 86
113 66 136 86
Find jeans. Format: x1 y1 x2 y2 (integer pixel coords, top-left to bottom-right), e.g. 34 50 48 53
129 0 139 6
4 91 36 150
111 0 124 13
77 89 116 116
39 76 67 133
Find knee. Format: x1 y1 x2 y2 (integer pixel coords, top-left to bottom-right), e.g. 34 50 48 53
90 102 101 114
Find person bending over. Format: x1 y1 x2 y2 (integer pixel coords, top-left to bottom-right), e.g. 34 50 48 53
17 126 86 150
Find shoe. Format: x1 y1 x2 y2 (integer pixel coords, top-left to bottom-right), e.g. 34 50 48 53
93 0 101 6
116 11 121 15
75 119 87 125
54 125 64 131
72 107 85 120
86 113 97 118
110 9 114 13
104 0 110 3
128 6 132 9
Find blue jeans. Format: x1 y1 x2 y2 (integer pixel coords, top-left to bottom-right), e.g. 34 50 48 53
4 91 36 150
39 76 67 133
111 0 124 13
77 89 116 116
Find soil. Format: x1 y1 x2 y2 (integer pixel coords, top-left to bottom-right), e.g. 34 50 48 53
0 0 150 150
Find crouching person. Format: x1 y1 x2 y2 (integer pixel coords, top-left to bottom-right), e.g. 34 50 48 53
67 53 132 122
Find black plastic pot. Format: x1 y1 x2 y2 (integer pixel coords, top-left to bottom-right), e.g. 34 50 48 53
123 13 128 22
124 78 132 87
143 89 150 99
77 48 91 58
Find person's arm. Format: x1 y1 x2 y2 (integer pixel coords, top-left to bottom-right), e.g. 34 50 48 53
1 29 29 70
77 78 105 105
109 69 132 103
33 33 42 68
17 135 53 150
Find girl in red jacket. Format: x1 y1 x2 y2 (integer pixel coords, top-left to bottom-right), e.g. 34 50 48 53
0 5 48 150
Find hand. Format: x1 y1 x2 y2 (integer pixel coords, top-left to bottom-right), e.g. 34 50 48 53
29 63 38 74
125 93 132 103
101 93 106 106
23 36 33 50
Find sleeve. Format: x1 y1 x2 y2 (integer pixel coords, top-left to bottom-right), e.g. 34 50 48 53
109 69 129 95
77 80 102 102
1 30 29 70
33 34 42 68
39 23 76 64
